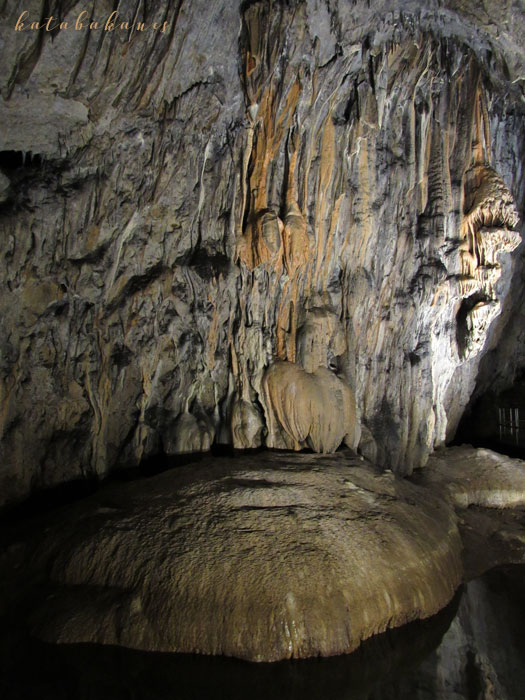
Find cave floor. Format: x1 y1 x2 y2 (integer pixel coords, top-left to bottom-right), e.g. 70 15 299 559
0 446 524 690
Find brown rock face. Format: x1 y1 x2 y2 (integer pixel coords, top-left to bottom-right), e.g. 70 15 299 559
262 361 359 452
1 1 525 503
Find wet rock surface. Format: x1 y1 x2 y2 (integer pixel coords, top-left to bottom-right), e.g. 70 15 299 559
2 445 525 665
0 592 461 700
371 566 525 700
0 450 462 662
420 445 525 578
2 568 524 699
0 442 523 696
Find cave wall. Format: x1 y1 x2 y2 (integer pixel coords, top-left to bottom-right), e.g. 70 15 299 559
371 567 525 700
1 0 525 505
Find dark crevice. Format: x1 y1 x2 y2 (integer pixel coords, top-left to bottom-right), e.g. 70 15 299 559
104 263 168 314
186 248 232 279
0 478 99 524
0 150 43 171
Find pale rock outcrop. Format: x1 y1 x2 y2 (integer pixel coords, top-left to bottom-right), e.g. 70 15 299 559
261 302 359 454
3 451 462 662
295 306 347 375
457 165 521 360
424 445 525 508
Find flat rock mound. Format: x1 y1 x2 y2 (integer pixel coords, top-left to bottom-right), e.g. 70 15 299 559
425 446 525 508
16 451 462 662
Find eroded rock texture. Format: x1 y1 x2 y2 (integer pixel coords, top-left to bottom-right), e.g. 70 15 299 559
425 445 525 508
0 451 463 662
1 445 524 664
1 0 525 503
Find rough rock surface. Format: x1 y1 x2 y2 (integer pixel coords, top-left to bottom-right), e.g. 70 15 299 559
0 450 462 662
371 567 525 700
1 0 525 504
2 445 525 667
421 445 525 579
0 594 461 700
424 445 525 508
261 361 360 452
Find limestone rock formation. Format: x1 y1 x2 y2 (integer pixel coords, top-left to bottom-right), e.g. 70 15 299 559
262 361 359 452
371 568 525 700
230 397 264 449
165 411 216 455
457 165 520 360
425 445 525 508
373 446 525 700
0 590 466 700
2 451 462 663
421 445 525 581
2 445 525 666
1 0 525 504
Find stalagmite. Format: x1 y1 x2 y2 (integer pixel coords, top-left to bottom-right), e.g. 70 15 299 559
262 361 359 453
165 412 216 455
230 397 265 449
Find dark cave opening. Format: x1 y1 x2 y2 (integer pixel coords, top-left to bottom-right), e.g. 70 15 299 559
454 372 525 460
0 150 43 171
